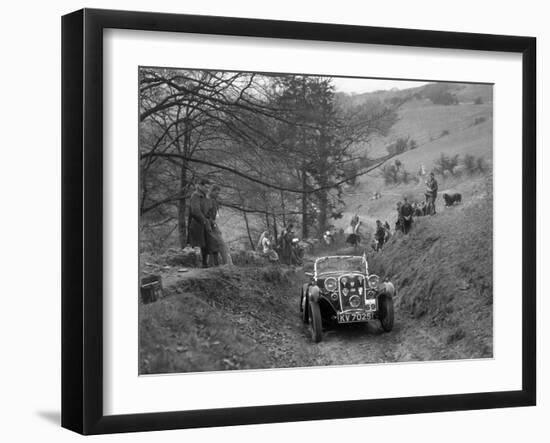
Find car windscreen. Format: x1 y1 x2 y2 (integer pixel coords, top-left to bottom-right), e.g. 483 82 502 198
316 257 366 274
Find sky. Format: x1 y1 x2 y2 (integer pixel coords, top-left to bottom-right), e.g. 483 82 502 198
331 77 429 94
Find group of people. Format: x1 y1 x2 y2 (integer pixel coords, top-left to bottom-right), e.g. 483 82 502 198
348 172 440 253
186 171 439 266
187 177 304 268
395 172 439 235
187 179 232 268
346 214 391 252
257 223 304 266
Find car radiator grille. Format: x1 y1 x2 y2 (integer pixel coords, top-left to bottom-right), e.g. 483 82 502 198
338 274 366 311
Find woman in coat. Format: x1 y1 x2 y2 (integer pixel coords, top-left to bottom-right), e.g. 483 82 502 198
187 179 212 267
203 185 222 266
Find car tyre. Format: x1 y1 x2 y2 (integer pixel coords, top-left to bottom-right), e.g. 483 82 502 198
308 301 323 343
379 294 394 332
301 291 309 324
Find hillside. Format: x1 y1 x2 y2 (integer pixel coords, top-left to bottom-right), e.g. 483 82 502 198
140 174 493 374
205 93 493 248
335 83 492 237
364 99 493 160
368 177 493 357
138 76 494 375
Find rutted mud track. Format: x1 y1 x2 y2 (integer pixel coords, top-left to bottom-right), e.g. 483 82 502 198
139 263 475 374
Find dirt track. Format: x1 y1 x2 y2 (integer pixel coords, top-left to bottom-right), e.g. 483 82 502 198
139 263 479 374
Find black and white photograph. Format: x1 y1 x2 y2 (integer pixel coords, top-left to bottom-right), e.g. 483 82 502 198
138 68 493 374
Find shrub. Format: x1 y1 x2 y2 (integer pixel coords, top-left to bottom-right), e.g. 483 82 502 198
381 161 417 185
386 137 409 156
474 96 483 105
473 116 487 125
422 83 459 106
476 157 489 173
427 90 458 105
462 154 477 174
433 153 460 176
399 170 411 184
409 139 418 150
381 163 399 185
440 129 450 137
461 154 490 175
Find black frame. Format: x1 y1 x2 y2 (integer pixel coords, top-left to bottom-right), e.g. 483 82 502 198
62 8 536 435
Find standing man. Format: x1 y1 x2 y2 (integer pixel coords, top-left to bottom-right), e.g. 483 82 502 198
395 201 403 233
400 197 414 234
204 184 222 267
374 220 386 251
383 221 391 243
425 172 439 215
187 179 212 268
281 223 295 265
346 214 361 248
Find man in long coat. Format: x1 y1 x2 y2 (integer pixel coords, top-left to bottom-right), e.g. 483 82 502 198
187 179 212 268
400 197 414 234
374 220 386 251
425 172 439 215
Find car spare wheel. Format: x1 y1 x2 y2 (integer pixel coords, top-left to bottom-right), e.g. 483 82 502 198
379 294 394 332
308 302 323 343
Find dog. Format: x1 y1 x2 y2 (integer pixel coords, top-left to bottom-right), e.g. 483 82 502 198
443 192 462 206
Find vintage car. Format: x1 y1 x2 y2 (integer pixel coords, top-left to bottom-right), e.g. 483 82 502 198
299 255 395 342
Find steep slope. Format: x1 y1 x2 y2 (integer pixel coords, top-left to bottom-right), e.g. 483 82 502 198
367 178 493 357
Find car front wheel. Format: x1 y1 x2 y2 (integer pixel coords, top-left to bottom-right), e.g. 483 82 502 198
301 292 308 324
379 294 394 332
308 301 323 343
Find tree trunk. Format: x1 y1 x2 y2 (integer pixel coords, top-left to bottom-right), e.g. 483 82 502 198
177 162 188 249
280 191 287 227
301 169 308 239
242 210 255 250
317 165 329 236
318 190 328 236
272 212 278 240
263 194 270 232
177 115 190 249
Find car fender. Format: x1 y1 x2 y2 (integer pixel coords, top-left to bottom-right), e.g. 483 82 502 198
308 285 321 303
380 281 396 297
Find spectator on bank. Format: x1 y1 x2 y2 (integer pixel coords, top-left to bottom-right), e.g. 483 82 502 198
257 231 279 263
187 179 212 268
400 196 414 234
374 220 386 251
204 184 233 266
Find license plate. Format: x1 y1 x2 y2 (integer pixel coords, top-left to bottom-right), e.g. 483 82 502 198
338 311 371 323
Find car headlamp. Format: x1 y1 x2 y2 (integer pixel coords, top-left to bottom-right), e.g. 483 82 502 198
368 275 380 289
324 277 337 292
